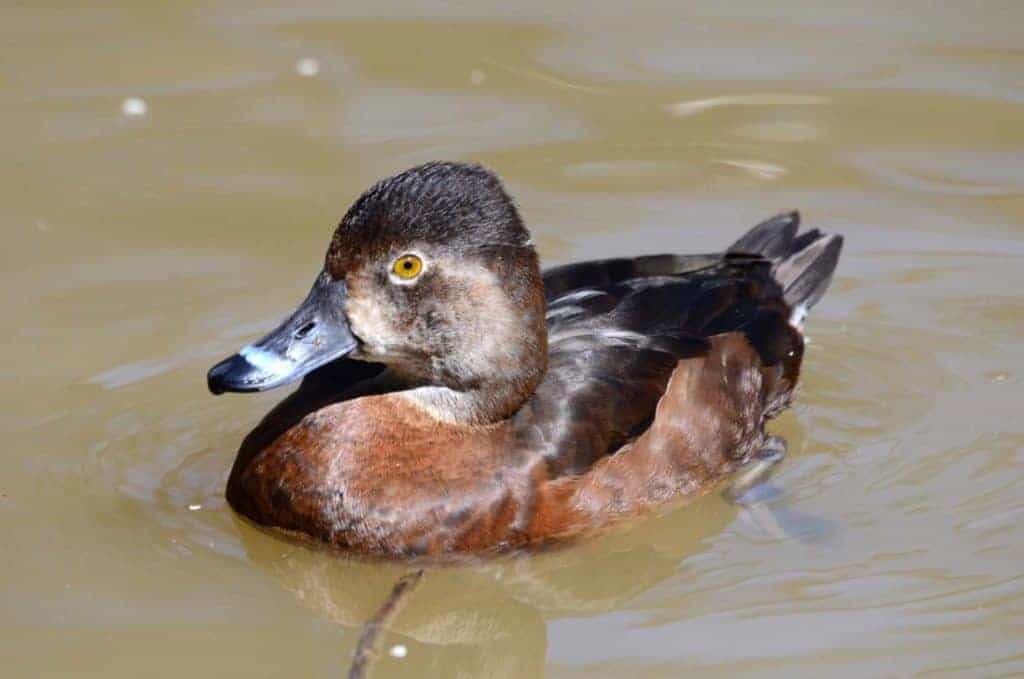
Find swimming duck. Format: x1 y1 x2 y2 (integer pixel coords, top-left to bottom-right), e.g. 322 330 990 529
208 161 842 558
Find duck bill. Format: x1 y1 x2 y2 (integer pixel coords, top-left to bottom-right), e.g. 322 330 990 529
207 271 358 394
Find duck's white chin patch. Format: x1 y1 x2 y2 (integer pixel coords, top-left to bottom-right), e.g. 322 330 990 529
239 345 293 377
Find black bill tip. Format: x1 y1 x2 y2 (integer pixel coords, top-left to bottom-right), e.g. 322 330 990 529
207 352 274 395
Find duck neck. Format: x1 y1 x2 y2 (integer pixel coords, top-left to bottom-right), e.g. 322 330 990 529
401 370 544 425
402 290 548 424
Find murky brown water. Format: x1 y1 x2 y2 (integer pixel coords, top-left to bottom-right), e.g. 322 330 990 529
4 2 1024 676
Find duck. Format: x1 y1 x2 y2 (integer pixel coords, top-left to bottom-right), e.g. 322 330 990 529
207 161 843 559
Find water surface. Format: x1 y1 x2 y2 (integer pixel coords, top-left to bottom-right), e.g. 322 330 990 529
3 2 1023 676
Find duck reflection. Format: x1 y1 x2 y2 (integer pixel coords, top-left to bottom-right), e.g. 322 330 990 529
233 478 736 676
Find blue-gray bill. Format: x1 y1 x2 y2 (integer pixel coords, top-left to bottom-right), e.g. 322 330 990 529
207 271 357 394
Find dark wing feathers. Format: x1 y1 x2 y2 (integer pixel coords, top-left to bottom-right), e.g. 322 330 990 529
518 211 842 478
516 338 707 477
543 253 722 298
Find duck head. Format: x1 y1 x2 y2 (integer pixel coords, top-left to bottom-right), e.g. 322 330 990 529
207 162 547 423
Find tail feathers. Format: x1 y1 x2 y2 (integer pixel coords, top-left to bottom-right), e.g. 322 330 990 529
728 211 800 260
730 211 844 313
775 233 843 311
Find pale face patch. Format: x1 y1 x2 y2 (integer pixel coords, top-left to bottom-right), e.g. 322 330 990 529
344 274 405 363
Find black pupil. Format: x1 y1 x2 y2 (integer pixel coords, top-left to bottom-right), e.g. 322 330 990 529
403 260 413 269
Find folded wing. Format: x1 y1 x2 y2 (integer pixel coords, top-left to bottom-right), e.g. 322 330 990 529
518 211 842 478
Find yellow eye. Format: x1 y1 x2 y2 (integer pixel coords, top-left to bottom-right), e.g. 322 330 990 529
391 254 423 280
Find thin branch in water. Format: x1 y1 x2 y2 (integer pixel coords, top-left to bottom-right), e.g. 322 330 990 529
348 569 425 679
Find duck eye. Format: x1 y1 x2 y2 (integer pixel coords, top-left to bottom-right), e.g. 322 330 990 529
391 254 423 280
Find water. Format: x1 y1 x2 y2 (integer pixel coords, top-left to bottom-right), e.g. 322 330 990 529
3 2 1023 676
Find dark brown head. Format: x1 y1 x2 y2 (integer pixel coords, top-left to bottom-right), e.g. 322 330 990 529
208 162 548 423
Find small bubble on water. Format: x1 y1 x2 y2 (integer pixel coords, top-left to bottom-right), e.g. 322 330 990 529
296 57 320 77
389 644 407 659
188 503 202 511
469 68 486 86
121 97 148 117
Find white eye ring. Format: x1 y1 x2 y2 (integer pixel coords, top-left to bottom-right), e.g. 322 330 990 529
388 252 428 285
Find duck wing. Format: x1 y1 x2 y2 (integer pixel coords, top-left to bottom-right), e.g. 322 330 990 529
520 211 842 478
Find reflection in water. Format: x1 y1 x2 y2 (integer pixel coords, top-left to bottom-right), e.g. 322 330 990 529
234 491 739 677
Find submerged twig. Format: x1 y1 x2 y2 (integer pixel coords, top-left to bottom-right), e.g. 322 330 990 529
348 569 425 679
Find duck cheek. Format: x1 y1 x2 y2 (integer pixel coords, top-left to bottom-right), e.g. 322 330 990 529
344 299 387 359
345 293 413 362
